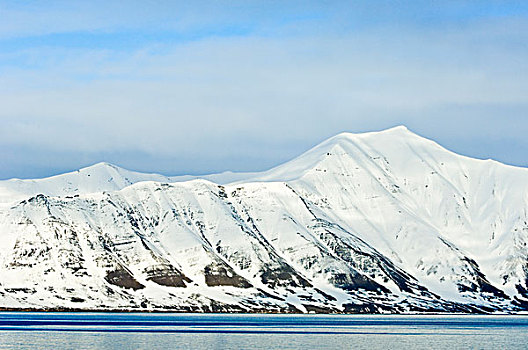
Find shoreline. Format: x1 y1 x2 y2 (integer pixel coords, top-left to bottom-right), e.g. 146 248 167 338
0 307 526 315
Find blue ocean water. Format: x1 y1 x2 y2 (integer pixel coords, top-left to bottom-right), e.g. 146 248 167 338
0 313 527 349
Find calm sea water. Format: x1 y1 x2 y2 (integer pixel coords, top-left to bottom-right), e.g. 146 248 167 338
0 313 527 349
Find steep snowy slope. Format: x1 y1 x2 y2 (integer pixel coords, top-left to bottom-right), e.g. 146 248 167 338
1 126 527 313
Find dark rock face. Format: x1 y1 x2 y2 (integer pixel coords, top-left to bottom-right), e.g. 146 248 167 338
302 304 337 313
204 263 252 288
342 303 384 313
144 264 191 287
441 244 509 299
330 271 388 293
513 265 528 307
260 264 312 289
105 267 144 290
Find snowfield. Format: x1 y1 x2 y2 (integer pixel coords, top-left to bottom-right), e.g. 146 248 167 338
1 126 527 313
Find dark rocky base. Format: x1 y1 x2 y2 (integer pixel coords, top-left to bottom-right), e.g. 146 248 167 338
0 306 522 314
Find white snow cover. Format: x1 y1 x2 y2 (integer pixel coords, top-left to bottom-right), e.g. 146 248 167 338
1 126 527 313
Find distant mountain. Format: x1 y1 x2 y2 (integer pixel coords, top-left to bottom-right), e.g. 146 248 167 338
1 126 527 313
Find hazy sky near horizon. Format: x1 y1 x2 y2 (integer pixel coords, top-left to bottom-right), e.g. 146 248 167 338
1 1 528 179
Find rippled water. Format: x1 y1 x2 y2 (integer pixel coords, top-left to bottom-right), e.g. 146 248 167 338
0 313 527 349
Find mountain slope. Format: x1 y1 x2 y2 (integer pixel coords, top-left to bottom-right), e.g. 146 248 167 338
1 126 527 313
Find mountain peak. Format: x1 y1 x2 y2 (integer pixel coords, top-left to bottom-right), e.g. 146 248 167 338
241 126 447 184
384 125 410 133
331 125 414 142
79 162 121 172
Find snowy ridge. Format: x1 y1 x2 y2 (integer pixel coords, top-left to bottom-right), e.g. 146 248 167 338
0 162 255 205
1 126 528 313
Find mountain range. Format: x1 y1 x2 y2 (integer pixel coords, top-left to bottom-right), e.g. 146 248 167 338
1 126 527 313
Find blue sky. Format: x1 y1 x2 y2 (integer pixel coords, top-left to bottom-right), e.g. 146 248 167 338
1 1 528 179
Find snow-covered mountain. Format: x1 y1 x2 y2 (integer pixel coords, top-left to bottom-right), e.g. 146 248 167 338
1 126 527 313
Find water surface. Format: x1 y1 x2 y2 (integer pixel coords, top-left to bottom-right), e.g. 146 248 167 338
0 313 526 349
